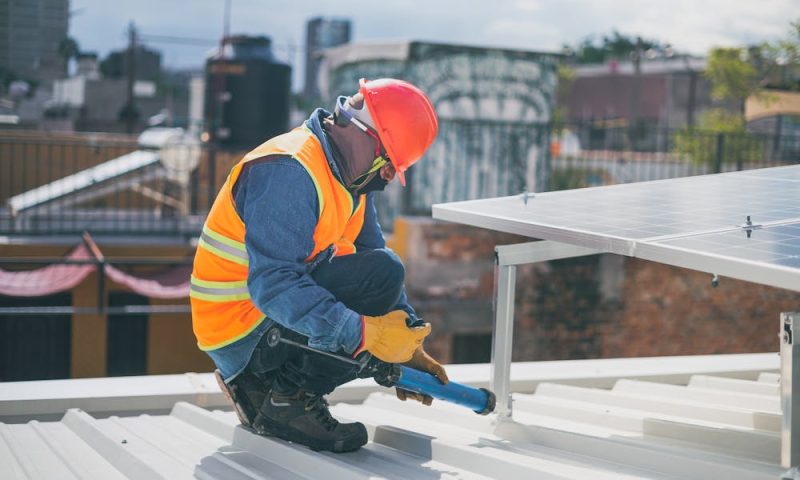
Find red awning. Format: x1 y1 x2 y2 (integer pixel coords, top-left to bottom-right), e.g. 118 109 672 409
1 234 192 299
0 244 96 297
104 264 191 299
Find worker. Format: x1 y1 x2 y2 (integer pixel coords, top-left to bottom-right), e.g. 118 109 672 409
190 78 448 453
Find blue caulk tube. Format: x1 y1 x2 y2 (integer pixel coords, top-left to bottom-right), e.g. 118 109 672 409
395 366 496 415
264 325 497 415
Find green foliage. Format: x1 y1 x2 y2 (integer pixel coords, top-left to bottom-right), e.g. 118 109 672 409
705 19 800 103
58 37 80 62
704 48 759 104
749 19 800 91
672 109 764 166
553 64 576 132
547 166 608 190
563 30 669 65
693 109 746 132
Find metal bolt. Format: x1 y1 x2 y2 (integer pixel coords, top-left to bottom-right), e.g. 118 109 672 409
521 189 533 205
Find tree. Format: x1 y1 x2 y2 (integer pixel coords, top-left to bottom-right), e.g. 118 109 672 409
704 19 800 111
563 30 670 65
58 37 81 67
673 110 764 169
553 64 576 132
704 47 760 112
750 19 800 91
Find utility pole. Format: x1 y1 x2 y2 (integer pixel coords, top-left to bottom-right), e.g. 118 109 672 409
123 22 139 134
208 0 231 143
629 36 643 149
683 55 697 128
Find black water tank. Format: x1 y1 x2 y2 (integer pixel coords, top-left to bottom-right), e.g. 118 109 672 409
205 36 291 150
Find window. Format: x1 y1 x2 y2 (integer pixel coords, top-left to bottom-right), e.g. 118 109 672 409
107 292 148 376
0 293 71 381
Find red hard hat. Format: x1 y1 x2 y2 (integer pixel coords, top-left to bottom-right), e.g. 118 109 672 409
359 78 438 186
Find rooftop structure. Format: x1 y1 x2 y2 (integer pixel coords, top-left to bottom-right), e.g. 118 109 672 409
320 40 561 226
0 354 784 479
0 0 69 86
1 164 797 478
433 164 799 476
303 17 351 100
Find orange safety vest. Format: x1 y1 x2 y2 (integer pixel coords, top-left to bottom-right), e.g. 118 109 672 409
190 125 367 351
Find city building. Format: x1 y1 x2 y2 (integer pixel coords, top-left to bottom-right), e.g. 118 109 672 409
46 50 190 133
561 57 713 131
100 44 162 82
303 17 351 100
745 90 800 162
0 0 69 87
0 0 70 126
203 35 291 150
321 40 560 223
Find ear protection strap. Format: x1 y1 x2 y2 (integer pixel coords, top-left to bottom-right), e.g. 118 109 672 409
334 96 353 127
334 95 371 133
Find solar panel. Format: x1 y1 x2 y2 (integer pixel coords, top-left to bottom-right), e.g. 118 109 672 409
652 221 800 269
8 150 161 214
433 165 800 291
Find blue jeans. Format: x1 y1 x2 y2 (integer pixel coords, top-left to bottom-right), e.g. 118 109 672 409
246 248 405 395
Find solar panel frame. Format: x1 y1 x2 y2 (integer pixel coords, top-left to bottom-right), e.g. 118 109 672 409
432 165 800 292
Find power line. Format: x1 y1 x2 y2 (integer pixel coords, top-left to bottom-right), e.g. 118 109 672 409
139 33 304 50
138 34 217 46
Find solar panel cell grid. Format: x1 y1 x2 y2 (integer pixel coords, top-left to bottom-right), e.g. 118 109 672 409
433 166 800 291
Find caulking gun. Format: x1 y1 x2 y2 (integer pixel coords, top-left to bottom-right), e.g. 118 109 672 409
264 324 496 415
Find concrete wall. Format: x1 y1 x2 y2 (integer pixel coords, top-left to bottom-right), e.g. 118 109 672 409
322 41 559 228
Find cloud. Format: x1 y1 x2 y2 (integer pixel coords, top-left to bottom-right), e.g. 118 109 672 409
514 1 544 12
484 19 562 49
68 0 794 78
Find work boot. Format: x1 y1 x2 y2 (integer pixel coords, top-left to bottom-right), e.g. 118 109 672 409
215 370 269 428
253 389 368 453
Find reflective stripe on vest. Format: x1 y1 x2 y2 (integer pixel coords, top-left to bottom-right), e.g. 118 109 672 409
191 125 367 351
197 226 249 266
189 276 250 302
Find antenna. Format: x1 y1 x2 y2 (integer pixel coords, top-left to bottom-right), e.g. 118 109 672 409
223 0 232 49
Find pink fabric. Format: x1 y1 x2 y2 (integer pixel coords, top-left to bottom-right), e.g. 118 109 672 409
104 264 191 299
0 244 96 297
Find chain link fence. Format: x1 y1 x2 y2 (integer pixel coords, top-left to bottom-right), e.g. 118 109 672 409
0 123 796 237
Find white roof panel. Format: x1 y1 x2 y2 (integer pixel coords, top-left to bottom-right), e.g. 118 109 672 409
0 354 786 480
432 165 800 291
8 150 161 214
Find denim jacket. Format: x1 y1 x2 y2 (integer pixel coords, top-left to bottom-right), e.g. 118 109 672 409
207 109 418 380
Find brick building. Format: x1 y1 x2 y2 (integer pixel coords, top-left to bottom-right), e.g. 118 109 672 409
391 218 798 365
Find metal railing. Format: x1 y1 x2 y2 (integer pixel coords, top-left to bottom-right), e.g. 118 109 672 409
549 123 800 191
0 255 192 315
0 124 797 238
0 132 244 238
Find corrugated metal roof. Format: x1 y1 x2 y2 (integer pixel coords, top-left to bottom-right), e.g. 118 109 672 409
0 353 785 479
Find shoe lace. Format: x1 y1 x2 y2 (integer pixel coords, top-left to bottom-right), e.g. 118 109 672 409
303 394 338 430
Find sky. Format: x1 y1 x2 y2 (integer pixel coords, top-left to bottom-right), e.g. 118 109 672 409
70 0 797 88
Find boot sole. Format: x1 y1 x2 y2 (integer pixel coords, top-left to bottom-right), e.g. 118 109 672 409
214 370 254 428
254 416 367 453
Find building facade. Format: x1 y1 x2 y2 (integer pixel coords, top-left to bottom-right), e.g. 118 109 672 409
321 41 560 228
562 57 714 131
303 17 351 100
0 0 69 86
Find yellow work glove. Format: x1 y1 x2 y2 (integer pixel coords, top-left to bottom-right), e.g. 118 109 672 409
396 345 449 406
354 310 431 363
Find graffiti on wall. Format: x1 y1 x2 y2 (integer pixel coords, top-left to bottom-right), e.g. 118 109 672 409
322 41 559 229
